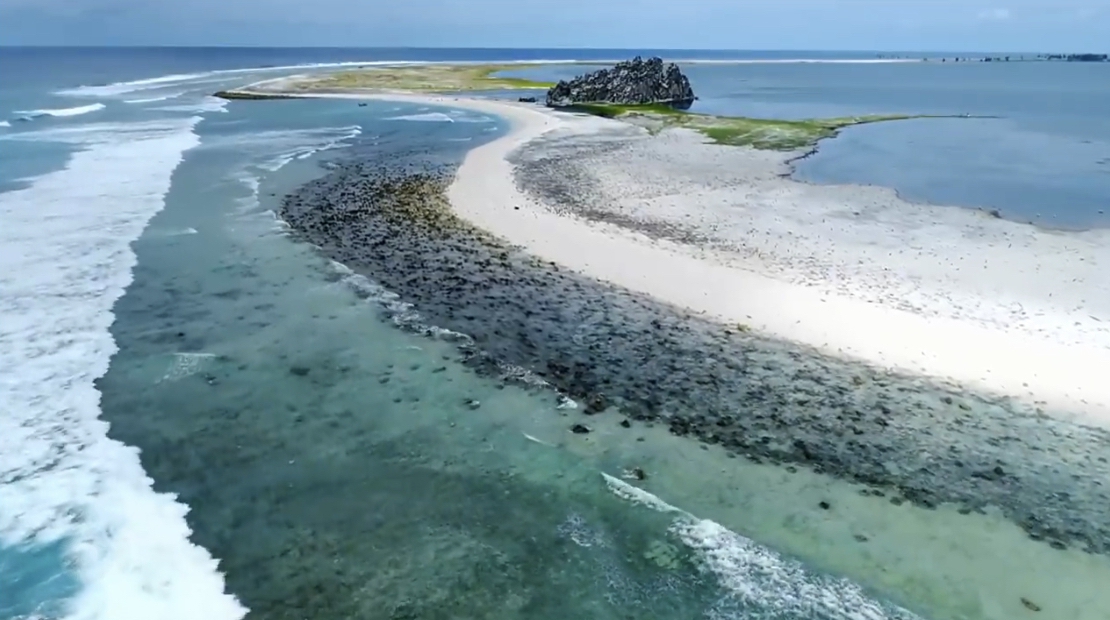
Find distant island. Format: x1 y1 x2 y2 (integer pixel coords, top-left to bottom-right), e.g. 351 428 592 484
928 53 1108 63
1043 53 1108 62
215 59 972 151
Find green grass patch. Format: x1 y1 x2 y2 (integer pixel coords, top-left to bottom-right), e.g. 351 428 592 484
301 64 555 92
565 103 942 151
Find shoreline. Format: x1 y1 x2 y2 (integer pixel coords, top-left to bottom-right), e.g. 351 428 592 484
443 96 1110 426
276 130 1110 558
224 80 1110 425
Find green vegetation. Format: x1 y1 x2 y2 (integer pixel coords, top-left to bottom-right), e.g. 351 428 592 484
566 102 929 151
217 63 970 152
298 64 555 92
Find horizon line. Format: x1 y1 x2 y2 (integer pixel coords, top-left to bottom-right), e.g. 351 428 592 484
1 44 1095 56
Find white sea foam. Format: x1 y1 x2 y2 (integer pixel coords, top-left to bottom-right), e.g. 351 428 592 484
141 226 201 240
13 103 106 120
0 121 10 128
57 62 422 99
602 475 918 620
58 73 211 98
123 93 182 104
156 97 229 114
265 125 362 170
385 111 493 124
216 125 361 219
0 117 246 620
209 125 362 167
158 353 218 383
54 59 580 106
386 112 457 123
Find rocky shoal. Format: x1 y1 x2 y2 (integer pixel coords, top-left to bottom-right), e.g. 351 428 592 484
279 155 1110 556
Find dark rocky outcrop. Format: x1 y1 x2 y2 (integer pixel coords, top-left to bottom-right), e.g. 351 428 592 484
545 56 695 108
213 90 294 100
1044 53 1108 62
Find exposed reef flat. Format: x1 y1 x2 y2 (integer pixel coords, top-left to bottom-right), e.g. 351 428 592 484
279 155 1110 558
216 63 944 151
220 64 554 97
562 102 977 150
221 62 1110 558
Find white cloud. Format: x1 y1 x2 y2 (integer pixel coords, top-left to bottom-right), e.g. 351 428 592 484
977 7 1012 19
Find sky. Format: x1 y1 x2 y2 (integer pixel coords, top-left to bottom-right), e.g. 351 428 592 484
1 0 1107 52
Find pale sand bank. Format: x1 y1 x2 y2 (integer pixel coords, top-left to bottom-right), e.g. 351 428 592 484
234 78 1110 425
442 99 1110 426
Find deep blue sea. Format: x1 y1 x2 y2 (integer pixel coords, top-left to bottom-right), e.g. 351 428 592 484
3 47 1109 620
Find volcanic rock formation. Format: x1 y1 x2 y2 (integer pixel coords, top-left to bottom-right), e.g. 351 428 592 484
546 56 696 108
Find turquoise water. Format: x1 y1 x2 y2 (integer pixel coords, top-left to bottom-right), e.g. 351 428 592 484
4 48 1110 620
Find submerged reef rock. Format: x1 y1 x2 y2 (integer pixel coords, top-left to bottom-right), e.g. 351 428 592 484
545 56 696 108
279 153 1110 557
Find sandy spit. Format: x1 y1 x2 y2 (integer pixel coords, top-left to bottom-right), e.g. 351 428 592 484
236 80 1110 426
445 98 1110 427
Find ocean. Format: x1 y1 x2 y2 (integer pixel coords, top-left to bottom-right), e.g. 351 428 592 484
2 47 1109 620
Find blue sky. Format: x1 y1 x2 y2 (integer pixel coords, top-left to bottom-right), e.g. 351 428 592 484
1 0 1107 51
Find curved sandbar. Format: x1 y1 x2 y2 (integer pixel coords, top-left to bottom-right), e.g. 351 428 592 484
457 106 1110 429
222 65 1110 427
209 66 1110 619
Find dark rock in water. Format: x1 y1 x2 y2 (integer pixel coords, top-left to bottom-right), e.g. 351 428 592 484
518 96 537 103
570 424 591 434
545 56 695 108
290 366 310 376
213 90 292 101
584 393 608 414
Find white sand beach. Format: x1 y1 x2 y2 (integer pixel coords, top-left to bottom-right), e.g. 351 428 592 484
238 77 1110 426
441 97 1110 426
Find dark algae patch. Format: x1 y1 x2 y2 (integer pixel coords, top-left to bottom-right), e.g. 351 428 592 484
279 150 1110 557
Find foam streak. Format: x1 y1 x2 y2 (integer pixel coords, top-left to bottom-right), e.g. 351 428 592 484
0 117 246 620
